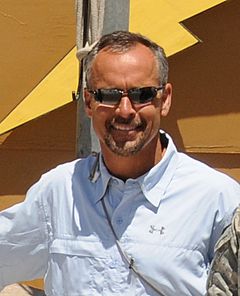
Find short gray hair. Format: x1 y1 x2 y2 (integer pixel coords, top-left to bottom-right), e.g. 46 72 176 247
84 31 169 88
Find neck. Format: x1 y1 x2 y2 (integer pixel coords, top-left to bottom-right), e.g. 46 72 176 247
101 137 164 180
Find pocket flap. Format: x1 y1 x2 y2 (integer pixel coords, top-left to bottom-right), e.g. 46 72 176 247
49 238 107 258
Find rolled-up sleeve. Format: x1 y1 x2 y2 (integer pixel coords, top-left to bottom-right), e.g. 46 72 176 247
0 180 49 290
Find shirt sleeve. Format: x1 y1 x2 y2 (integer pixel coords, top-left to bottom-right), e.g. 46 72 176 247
0 179 49 290
207 207 240 295
208 177 240 261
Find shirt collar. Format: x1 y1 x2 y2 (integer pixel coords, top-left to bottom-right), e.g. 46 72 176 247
137 131 178 207
90 131 178 207
91 154 112 203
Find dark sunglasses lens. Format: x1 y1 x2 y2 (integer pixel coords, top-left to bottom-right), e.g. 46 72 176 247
129 87 157 104
98 89 122 105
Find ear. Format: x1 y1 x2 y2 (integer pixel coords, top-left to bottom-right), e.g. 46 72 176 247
84 88 93 117
160 83 172 117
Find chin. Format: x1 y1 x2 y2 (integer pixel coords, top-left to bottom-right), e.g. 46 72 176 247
106 138 146 157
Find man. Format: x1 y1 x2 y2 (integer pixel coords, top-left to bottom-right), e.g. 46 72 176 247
0 31 239 296
207 207 240 295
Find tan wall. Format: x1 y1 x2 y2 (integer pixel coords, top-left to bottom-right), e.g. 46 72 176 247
0 2 239 203
0 0 77 209
0 0 76 122
162 0 240 182
0 102 77 210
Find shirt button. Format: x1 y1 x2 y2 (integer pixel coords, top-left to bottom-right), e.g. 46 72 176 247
116 217 123 225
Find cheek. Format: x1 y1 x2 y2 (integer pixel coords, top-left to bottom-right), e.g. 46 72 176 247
90 115 105 143
91 107 113 133
139 106 161 127
143 109 161 138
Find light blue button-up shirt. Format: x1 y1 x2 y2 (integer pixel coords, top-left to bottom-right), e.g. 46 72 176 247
0 132 239 296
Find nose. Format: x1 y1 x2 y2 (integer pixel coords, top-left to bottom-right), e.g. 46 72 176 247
115 96 136 119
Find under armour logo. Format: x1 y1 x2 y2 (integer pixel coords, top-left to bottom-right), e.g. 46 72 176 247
149 225 165 235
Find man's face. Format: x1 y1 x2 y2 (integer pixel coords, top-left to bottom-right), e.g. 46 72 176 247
84 44 171 157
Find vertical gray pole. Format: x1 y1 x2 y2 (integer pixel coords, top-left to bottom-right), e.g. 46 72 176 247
76 0 130 158
102 0 130 34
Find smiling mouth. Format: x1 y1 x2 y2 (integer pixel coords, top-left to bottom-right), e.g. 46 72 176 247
109 117 144 132
111 123 141 131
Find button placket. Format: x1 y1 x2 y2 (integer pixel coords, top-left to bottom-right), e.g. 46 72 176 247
111 184 138 236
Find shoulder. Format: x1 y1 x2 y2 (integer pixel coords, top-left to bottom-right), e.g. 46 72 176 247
42 155 96 181
175 153 240 226
28 155 97 194
177 152 240 191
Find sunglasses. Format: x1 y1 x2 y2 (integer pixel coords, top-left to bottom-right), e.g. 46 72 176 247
87 86 165 106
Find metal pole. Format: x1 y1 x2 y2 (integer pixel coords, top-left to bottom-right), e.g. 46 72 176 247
76 0 91 158
102 0 130 35
76 0 130 158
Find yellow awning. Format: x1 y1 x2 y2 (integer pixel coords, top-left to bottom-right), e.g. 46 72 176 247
0 0 226 135
0 47 78 135
129 0 225 56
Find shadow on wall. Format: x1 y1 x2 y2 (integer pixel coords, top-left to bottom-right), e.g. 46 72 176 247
0 102 77 198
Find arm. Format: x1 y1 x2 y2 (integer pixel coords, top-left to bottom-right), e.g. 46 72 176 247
0 181 49 290
207 207 240 295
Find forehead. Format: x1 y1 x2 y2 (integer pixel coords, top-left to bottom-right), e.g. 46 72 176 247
95 43 156 67
90 44 159 87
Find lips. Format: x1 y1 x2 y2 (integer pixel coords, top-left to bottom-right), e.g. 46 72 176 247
108 122 144 144
109 117 143 132
111 123 140 131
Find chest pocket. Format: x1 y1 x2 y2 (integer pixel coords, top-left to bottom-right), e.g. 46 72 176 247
45 238 109 296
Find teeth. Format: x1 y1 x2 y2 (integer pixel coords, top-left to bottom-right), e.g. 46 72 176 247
112 124 137 131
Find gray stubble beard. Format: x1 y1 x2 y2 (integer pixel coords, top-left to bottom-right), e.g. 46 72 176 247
104 132 147 157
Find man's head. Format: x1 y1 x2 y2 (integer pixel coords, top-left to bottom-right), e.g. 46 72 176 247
84 31 169 89
84 31 172 159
